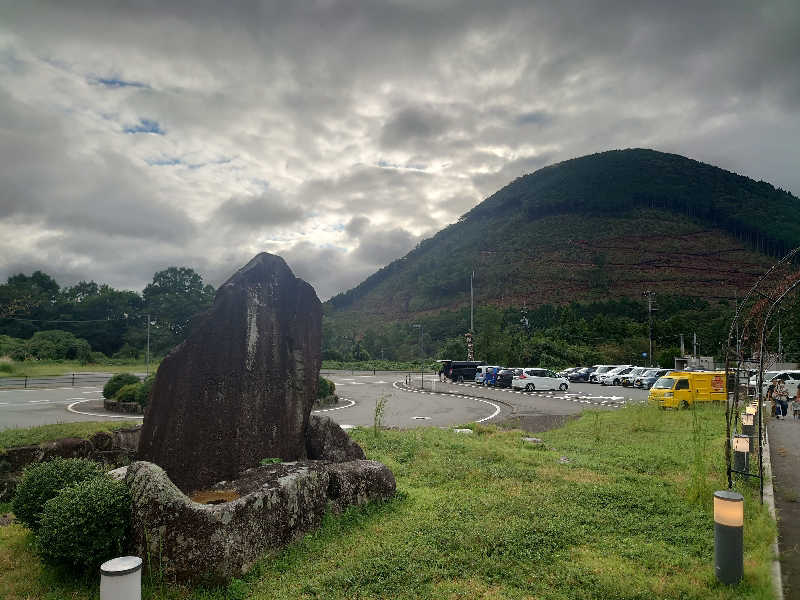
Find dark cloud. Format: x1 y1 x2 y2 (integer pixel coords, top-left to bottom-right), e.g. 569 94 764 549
0 1 798 299
213 192 305 231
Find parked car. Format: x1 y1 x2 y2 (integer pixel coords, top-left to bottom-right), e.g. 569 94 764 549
496 368 522 388
475 365 501 385
589 365 619 383
569 366 596 382
620 367 649 387
599 365 634 386
748 370 800 397
635 368 671 389
512 368 569 392
441 360 485 382
557 366 581 378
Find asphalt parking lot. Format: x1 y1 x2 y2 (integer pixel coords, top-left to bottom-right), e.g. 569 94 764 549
0 370 651 431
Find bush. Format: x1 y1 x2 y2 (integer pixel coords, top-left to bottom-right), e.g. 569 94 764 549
36 475 131 571
24 330 93 361
90 351 108 363
318 376 336 398
0 362 13 373
135 374 155 407
12 458 106 531
114 383 139 404
103 373 140 399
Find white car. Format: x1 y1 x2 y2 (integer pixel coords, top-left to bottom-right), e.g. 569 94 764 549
512 368 569 392
748 370 800 397
599 365 634 386
589 365 619 383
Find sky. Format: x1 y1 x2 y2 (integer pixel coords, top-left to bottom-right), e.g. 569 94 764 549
1 1 799 301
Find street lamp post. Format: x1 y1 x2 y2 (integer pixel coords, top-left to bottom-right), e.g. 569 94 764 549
413 324 423 388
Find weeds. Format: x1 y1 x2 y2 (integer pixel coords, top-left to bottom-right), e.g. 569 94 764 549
373 393 388 436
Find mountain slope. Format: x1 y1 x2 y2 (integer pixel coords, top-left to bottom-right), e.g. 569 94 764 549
327 148 799 325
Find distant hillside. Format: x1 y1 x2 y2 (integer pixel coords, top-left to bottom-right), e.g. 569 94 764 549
328 149 798 323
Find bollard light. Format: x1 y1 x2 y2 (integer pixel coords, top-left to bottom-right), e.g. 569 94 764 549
714 490 743 585
741 413 754 438
732 434 749 472
100 556 142 600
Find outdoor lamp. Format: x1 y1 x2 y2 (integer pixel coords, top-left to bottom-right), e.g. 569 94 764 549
713 490 743 585
100 556 142 600
732 434 749 472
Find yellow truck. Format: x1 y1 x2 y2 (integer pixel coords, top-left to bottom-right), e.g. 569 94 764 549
648 371 727 409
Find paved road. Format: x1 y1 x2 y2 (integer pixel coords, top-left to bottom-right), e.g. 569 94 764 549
0 370 650 431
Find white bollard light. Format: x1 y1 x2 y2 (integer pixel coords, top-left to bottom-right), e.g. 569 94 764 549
100 556 142 600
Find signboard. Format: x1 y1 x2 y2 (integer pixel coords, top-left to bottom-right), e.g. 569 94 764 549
712 375 724 393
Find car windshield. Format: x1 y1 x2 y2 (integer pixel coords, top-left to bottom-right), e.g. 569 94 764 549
654 377 674 389
595 367 612 374
643 369 659 377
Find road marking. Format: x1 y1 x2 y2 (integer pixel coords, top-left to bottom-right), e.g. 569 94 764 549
312 398 356 413
67 399 143 419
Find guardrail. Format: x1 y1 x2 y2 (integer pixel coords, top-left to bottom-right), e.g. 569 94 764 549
0 373 115 390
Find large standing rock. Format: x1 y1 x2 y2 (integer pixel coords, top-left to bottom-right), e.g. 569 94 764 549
137 253 322 493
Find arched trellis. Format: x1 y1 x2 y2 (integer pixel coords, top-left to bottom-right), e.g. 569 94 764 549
724 246 800 500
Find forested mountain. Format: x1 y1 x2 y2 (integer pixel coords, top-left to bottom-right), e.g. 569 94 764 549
324 149 800 364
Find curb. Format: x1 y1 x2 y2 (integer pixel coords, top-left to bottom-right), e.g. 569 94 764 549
392 381 502 423
763 425 784 600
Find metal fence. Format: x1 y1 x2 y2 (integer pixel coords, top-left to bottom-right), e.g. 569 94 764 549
0 373 115 390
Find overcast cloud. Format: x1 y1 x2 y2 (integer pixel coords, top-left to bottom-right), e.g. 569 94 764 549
1 1 798 299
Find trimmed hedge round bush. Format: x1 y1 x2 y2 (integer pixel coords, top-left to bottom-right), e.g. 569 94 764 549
36 475 131 571
318 376 336 398
103 373 140 399
12 458 106 531
135 374 155 407
114 383 140 404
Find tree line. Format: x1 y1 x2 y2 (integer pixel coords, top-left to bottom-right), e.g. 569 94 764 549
0 268 214 361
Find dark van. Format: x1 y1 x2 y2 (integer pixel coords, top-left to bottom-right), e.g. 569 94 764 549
442 360 485 382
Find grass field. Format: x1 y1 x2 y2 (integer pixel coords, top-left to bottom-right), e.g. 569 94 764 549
0 405 776 599
0 421 141 451
0 359 156 378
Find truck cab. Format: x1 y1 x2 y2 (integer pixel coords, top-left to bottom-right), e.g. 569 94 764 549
648 371 726 408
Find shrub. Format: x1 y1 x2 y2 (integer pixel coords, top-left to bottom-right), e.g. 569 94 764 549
12 458 105 531
103 373 140 399
90 351 108 363
36 475 131 571
114 383 140 404
0 362 13 373
318 376 336 398
24 330 93 361
135 374 155 407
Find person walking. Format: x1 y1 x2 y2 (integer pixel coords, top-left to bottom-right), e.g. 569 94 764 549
774 379 789 419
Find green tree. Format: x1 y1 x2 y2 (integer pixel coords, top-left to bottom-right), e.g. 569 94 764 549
142 267 214 353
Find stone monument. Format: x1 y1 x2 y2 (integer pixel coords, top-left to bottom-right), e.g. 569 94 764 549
137 252 322 492
129 253 395 582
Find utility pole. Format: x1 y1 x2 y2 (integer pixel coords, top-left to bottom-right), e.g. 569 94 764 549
680 333 685 357
146 313 151 377
412 324 423 357
643 290 655 367
470 270 474 332
693 332 697 357
778 323 783 363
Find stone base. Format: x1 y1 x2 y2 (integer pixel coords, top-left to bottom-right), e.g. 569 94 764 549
125 458 395 583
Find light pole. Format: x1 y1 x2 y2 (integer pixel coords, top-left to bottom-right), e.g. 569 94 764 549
146 314 151 377
412 324 423 388
643 291 655 367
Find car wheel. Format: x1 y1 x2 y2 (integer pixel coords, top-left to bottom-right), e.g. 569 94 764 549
559 383 568 391
679 400 690 410
526 383 535 392
458 375 464 383
613 379 620 386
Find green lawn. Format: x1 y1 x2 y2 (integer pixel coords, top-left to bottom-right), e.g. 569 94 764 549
0 359 156 378
0 421 141 451
0 405 776 599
